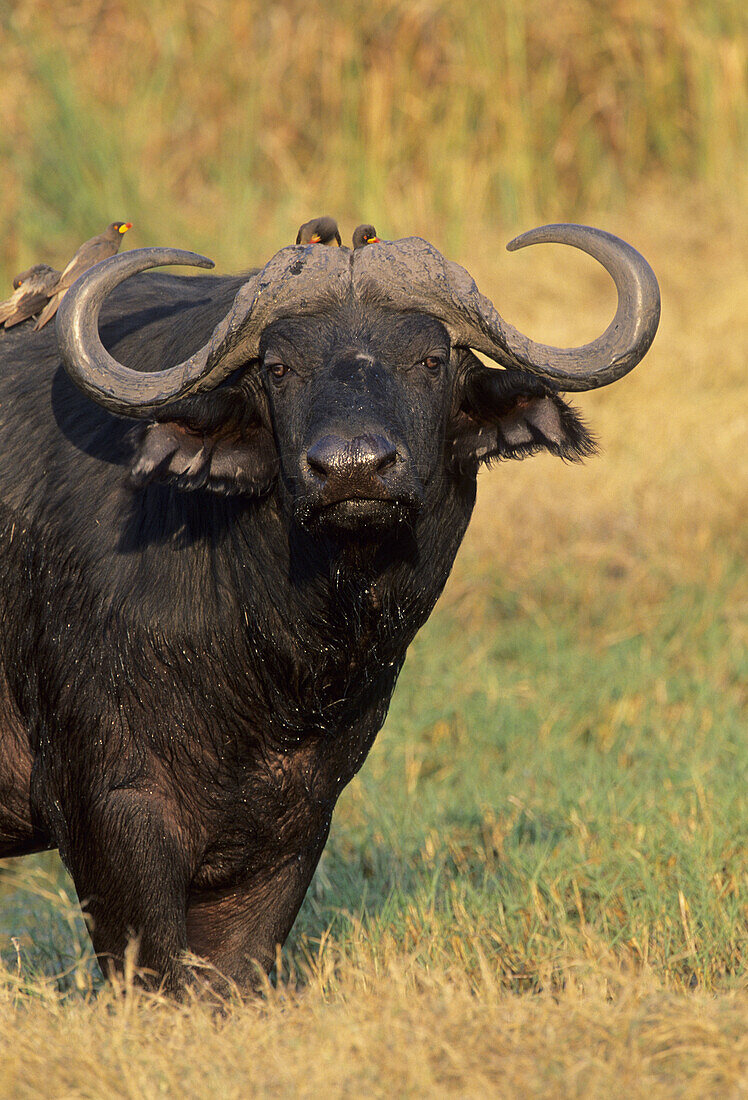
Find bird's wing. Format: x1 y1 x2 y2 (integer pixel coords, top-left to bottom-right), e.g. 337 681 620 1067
0 294 20 323
53 237 114 293
53 254 91 293
4 288 54 327
37 270 62 295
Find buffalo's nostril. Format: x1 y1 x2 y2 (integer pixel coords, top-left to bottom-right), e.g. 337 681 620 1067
306 433 398 484
375 447 397 474
306 436 342 481
306 444 332 480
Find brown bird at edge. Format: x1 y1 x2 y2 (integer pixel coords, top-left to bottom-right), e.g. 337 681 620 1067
34 221 132 330
295 217 341 246
0 264 60 328
352 225 380 249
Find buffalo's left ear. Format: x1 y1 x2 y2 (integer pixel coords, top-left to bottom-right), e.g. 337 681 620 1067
448 362 597 472
129 382 278 496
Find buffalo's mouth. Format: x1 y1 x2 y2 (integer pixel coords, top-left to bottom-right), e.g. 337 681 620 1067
295 494 421 536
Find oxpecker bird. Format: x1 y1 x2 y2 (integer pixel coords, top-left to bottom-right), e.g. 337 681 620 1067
295 217 341 247
0 264 60 328
352 225 380 249
35 221 132 330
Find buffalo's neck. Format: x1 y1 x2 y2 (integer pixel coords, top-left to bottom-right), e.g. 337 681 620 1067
219 482 475 744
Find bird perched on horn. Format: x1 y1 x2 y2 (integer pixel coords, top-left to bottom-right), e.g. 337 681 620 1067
352 225 380 249
0 264 60 328
34 221 132 330
295 217 341 246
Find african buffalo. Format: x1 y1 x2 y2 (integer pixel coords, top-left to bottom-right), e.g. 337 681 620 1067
0 225 659 992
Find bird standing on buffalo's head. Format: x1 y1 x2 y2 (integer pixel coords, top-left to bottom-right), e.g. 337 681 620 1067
352 225 380 249
34 222 132 330
0 264 60 328
295 217 341 246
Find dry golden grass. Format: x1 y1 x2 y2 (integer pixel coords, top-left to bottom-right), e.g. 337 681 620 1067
1 0 745 271
0 958 746 1099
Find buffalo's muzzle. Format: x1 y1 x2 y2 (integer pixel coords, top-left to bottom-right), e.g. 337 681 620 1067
297 432 422 533
307 433 396 494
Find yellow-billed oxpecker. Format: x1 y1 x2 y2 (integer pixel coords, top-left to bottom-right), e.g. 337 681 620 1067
352 225 380 249
295 217 341 247
0 264 60 328
35 222 132 330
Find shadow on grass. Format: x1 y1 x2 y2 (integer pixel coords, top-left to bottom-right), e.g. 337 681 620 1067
0 820 530 999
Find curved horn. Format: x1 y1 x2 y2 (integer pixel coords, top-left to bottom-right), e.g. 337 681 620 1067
353 224 660 391
58 227 659 419
500 224 661 390
55 248 228 417
57 243 358 417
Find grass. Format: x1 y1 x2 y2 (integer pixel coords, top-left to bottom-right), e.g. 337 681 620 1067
0 966 745 1098
0 1 746 1094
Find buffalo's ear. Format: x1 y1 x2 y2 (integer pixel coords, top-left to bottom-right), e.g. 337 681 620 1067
129 381 278 496
448 362 596 473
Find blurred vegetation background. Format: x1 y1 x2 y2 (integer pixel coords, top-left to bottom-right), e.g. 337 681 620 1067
0 0 745 268
0 2 746 1094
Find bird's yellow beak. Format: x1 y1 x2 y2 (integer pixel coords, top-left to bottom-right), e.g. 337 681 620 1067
120 223 133 233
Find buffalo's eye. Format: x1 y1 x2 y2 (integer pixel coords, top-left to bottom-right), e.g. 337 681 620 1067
419 356 443 373
265 360 289 381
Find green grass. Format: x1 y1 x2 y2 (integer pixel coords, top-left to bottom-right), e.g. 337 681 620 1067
294 546 746 991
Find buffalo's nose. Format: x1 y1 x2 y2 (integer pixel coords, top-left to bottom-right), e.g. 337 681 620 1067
306 433 397 487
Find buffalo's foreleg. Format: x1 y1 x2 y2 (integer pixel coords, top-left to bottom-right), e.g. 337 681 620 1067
62 789 194 993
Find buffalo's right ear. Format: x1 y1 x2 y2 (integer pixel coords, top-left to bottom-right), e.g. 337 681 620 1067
129 380 278 496
449 362 597 473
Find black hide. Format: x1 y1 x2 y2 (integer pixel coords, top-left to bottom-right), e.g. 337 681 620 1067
0 269 594 993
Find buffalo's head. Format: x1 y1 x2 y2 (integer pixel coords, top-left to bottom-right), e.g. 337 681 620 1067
55 227 659 538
